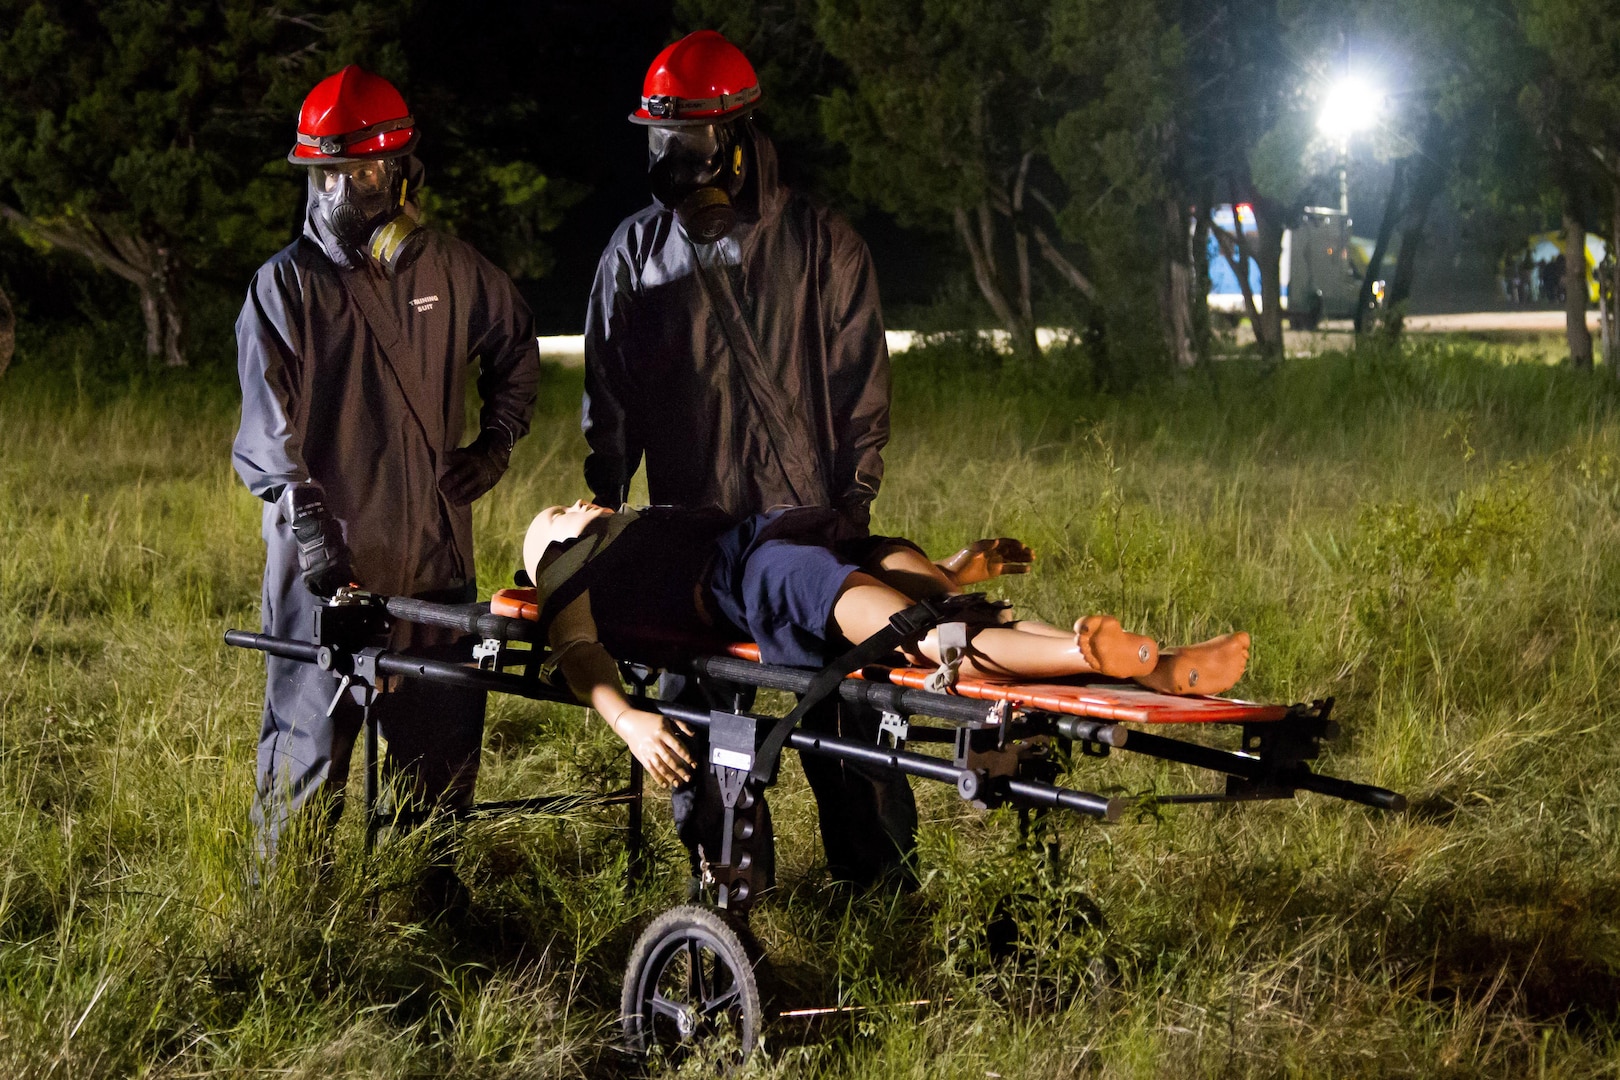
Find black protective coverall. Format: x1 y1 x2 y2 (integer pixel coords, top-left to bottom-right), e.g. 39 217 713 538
234 221 539 856
582 127 915 887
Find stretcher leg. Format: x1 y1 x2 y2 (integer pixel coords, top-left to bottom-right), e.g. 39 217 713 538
363 703 379 855
627 757 647 887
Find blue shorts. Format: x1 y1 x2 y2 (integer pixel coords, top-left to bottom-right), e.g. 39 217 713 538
706 507 918 668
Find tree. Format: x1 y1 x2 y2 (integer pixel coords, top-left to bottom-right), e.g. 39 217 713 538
815 0 1090 358
1047 0 1198 368
0 2 357 365
1518 0 1620 370
0 1 582 367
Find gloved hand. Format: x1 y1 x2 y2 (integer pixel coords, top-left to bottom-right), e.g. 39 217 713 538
832 498 873 541
280 484 353 597
439 428 513 506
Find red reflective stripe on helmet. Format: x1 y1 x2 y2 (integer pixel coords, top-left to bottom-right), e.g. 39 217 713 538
295 114 416 156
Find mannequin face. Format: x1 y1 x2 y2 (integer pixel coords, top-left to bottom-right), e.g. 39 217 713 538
524 501 615 583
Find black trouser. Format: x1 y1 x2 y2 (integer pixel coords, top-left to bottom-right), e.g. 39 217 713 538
663 673 918 890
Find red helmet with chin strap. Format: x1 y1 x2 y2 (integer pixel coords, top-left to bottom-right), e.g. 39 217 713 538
631 30 761 127
289 65 419 164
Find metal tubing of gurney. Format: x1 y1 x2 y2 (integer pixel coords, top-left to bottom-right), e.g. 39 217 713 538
644 698 1122 822
1290 770 1407 812
224 630 1122 821
1121 727 1406 812
696 655 1130 748
695 654 1006 727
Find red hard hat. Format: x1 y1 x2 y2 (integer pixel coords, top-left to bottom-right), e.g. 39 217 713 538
631 30 761 127
289 65 419 164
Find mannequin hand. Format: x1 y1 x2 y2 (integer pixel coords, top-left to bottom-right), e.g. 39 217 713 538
440 428 513 506
281 484 353 597
937 538 1035 586
610 709 696 787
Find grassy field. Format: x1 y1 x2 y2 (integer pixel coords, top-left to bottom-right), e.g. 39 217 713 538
3 333 1620 1077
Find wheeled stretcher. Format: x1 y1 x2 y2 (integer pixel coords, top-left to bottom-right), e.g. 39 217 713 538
226 584 1404 1061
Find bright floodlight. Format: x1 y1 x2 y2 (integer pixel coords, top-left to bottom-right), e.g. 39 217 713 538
1318 75 1380 139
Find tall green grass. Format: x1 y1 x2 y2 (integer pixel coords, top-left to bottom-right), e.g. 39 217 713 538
3 336 1620 1077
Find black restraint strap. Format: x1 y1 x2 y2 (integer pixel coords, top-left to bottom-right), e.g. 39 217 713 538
748 592 999 783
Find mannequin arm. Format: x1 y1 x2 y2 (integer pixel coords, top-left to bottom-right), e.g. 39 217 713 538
549 594 694 785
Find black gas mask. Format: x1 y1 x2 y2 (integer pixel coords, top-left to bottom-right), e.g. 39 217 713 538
648 122 746 244
307 155 424 273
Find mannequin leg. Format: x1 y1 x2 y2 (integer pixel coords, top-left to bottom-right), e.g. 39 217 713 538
1134 632 1251 696
830 574 1158 680
833 550 1250 693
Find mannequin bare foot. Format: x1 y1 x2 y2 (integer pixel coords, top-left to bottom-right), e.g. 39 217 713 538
1074 616 1158 678
1136 632 1251 696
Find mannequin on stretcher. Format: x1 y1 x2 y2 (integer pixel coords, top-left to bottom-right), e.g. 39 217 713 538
522 502 1251 786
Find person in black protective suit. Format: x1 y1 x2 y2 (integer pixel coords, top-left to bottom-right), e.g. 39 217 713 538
233 66 540 867
581 31 913 890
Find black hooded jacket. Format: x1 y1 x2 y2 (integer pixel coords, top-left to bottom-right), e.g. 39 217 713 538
582 127 889 529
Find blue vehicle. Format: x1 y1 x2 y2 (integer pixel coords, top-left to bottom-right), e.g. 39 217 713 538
1207 204 1379 329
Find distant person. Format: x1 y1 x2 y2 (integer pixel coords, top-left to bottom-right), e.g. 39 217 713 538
233 66 540 901
580 31 911 889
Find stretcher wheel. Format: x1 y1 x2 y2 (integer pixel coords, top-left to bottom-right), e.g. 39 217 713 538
620 904 764 1063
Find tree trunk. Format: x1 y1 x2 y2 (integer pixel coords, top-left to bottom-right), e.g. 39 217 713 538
1380 149 1447 341
1212 210 1263 337
1159 198 1196 368
1356 158 1406 337
1253 196 1286 361
1011 153 1035 336
1564 202 1593 370
954 203 1039 357
0 205 187 366
1031 225 1098 301
1608 183 1620 377
0 282 13 380
1191 194 1213 363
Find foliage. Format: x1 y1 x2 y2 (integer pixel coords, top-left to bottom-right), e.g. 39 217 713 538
814 0 1063 358
0 1 582 367
0 0 355 364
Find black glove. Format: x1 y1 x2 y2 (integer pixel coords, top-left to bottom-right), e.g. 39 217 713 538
833 498 873 540
439 427 513 506
280 484 352 598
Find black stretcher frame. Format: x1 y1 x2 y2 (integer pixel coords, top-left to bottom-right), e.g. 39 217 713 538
225 589 1405 903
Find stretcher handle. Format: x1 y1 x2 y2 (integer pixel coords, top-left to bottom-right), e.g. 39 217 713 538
382 597 542 642
1292 769 1407 812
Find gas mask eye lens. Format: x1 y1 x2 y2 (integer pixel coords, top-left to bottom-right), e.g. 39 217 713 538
314 161 391 195
350 160 390 194
648 125 720 159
